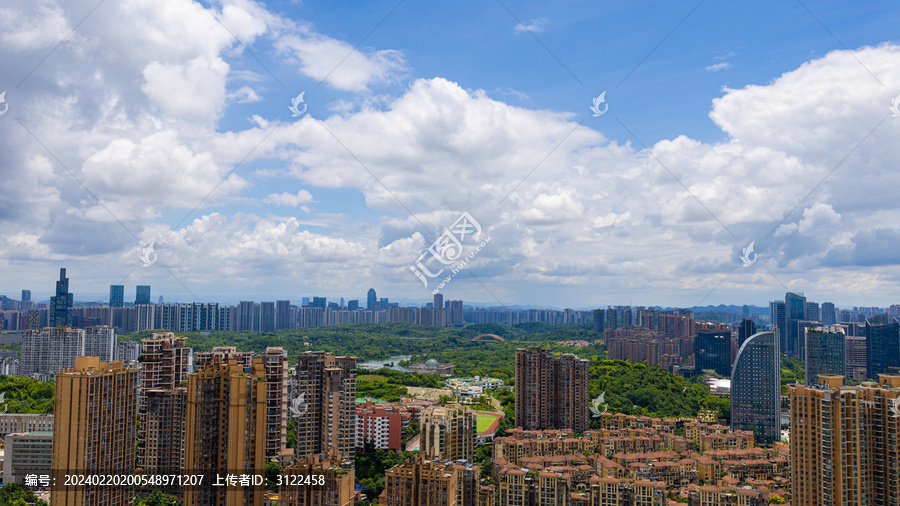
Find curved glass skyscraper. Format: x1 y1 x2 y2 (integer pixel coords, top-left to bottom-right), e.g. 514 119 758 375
731 330 781 445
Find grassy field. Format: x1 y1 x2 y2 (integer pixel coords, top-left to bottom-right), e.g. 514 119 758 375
475 412 502 434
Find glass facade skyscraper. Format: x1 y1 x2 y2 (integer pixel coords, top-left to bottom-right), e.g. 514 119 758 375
785 292 808 359
738 318 756 346
109 284 124 308
866 313 900 379
695 330 732 377
49 268 73 327
135 285 151 305
367 288 377 311
731 330 781 445
804 325 845 385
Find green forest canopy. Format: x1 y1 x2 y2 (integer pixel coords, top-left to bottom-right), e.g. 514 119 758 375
121 323 726 420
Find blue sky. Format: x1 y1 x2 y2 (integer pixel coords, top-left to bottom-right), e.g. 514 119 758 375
1 0 899 309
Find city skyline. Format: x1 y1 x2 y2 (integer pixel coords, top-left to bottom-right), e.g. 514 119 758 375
1 1 899 308
4 266 900 312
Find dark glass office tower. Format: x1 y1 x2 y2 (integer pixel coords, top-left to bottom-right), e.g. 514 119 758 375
135 285 151 305
109 285 125 308
49 268 73 327
695 330 732 377
367 288 377 311
738 318 756 346
866 313 900 379
804 325 846 385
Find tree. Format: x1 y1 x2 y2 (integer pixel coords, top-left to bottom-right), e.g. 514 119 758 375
0 483 38 504
133 490 183 506
265 461 283 489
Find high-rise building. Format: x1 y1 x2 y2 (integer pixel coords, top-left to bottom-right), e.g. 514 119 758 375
383 455 465 506
515 347 589 432
347 300 359 312
804 325 846 385
20 290 31 302
296 351 357 462
192 346 253 370
433 293 444 313
784 292 808 358
420 404 476 461
845 335 867 380
135 285 151 305
806 301 820 322
790 374 900 506
275 300 291 330
866 313 900 379
592 308 605 334
262 347 289 456
449 300 464 326
52 357 138 506
49 268 73 327
83 325 116 362
367 289 377 311
238 300 255 331
731 331 780 445
137 333 191 473
606 308 618 331
258 301 276 332
821 302 836 325
770 299 786 347
21 327 84 376
183 358 267 506
695 330 732 377
139 388 187 478
109 285 125 308
738 318 756 347
279 450 355 506
139 333 191 389
622 307 633 327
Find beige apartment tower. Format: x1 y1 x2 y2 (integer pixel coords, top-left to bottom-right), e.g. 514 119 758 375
52 357 138 506
138 388 187 477
278 450 355 506
383 455 459 506
790 374 900 506
515 347 589 432
420 404 476 461
137 333 191 474
295 351 357 461
183 358 267 506
262 347 290 455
